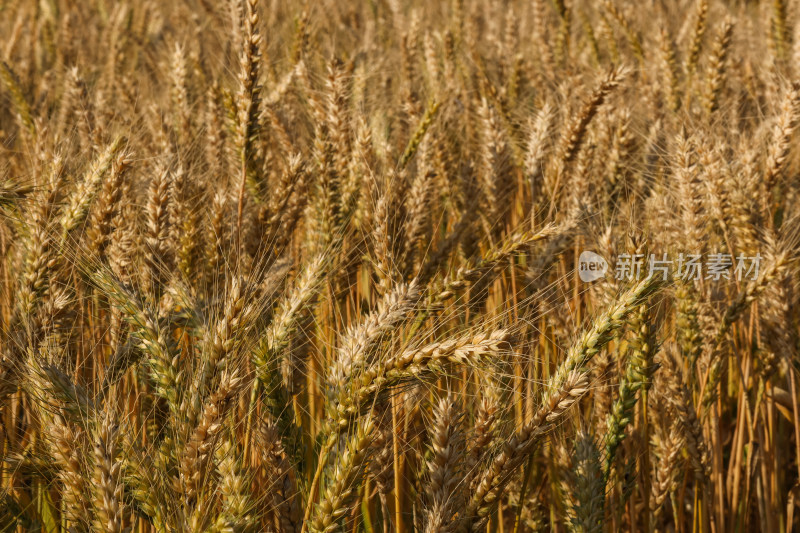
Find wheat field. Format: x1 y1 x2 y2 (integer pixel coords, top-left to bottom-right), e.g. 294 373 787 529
1 0 799 531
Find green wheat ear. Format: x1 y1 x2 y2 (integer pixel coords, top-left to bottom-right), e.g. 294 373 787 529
0 60 35 135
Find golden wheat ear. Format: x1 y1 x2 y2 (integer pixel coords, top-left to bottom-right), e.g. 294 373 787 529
3 0 800 530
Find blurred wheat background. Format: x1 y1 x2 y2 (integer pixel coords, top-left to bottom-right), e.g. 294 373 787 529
1 0 800 531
